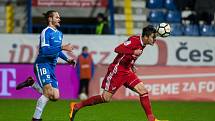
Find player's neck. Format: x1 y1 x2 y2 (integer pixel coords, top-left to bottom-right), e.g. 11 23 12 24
143 41 148 45
48 24 57 30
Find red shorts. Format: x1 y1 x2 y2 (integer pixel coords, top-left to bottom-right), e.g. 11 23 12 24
101 64 141 94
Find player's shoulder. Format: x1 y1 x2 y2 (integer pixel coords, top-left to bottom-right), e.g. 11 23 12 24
128 35 141 42
41 27 56 34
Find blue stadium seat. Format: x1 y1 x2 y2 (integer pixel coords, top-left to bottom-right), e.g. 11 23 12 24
151 23 160 28
166 11 181 23
164 0 177 10
146 0 164 9
147 10 165 23
183 24 199 36
170 23 183 36
199 24 215 36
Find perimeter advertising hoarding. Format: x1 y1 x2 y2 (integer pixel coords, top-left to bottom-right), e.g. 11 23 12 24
32 0 108 7
0 64 79 99
0 34 215 101
0 34 214 66
89 65 215 101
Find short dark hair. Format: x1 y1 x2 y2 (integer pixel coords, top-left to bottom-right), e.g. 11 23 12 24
82 46 88 51
142 25 156 37
43 10 57 22
97 13 105 19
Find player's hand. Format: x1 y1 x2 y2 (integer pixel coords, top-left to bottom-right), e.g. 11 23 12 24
67 58 76 67
62 43 74 52
134 49 142 56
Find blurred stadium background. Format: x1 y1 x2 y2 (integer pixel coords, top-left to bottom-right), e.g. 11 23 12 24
0 0 215 121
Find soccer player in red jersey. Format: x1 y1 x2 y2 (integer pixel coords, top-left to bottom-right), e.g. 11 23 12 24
69 25 168 121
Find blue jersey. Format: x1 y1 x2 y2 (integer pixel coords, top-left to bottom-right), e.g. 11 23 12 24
34 26 68 88
35 26 68 66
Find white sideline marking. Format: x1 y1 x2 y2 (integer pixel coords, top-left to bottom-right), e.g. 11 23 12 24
139 73 215 79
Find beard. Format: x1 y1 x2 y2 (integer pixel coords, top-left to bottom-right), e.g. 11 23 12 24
52 21 60 27
55 23 60 27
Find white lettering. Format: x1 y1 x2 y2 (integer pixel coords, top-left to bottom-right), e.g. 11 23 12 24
206 81 215 93
182 82 197 92
0 68 16 96
145 83 180 96
198 81 215 93
199 81 207 93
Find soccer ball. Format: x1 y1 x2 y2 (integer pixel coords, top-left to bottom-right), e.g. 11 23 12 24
156 23 171 37
79 93 88 100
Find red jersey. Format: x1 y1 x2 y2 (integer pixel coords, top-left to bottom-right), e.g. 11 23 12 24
111 35 145 68
101 35 145 93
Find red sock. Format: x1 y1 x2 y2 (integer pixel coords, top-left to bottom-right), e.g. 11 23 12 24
76 95 105 109
140 93 155 121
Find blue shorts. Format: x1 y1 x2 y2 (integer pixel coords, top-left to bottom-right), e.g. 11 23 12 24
34 63 58 88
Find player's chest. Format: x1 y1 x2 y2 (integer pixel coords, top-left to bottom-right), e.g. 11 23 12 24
50 33 62 45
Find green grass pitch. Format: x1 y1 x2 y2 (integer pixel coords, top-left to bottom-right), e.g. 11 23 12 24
0 99 214 121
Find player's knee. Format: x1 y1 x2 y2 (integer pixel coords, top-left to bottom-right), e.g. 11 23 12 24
43 87 53 95
138 87 148 95
50 98 58 101
137 86 148 95
103 98 111 102
102 94 111 102
44 92 58 101
104 97 111 102
49 95 59 101
134 82 148 95
54 94 60 100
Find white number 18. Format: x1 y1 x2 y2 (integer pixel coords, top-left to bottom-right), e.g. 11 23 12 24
40 68 47 75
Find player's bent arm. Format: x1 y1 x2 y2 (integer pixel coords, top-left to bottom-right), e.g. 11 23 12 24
67 58 76 66
59 51 68 61
114 44 134 54
59 51 76 65
62 43 73 52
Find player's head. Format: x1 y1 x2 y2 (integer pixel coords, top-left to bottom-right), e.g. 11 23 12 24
142 25 157 45
82 46 88 54
97 13 105 22
43 10 61 28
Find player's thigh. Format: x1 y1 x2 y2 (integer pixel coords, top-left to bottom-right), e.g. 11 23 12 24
35 63 59 88
34 63 52 87
124 73 147 95
42 84 55 98
101 70 124 94
49 70 59 88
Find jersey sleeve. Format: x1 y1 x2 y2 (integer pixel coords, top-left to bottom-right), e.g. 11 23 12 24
40 46 62 55
40 29 62 55
59 51 68 62
114 38 135 54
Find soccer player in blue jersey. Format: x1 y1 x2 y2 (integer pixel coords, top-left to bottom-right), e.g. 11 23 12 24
16 10 75 121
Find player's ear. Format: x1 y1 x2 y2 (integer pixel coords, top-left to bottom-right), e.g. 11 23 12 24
48 17 52 22
143 35 148 40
